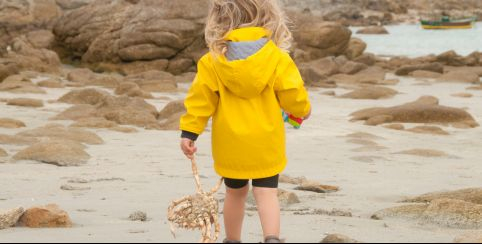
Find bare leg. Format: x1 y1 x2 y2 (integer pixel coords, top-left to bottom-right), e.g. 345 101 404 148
253 187 280 240
223 185 249 242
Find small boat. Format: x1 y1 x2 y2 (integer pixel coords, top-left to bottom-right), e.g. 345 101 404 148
421 16 475 30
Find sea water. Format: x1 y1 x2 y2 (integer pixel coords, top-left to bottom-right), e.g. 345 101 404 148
351 22 482 57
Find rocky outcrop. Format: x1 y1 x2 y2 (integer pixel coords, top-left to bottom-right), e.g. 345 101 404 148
1 34 61 75
406 126 450 136
344 38 367 60
395 63 444 76
356 26 389 34
402 188 482 205
53 0 210 73
0 75 46 94
438 71 481 84
6 98 44 108
0 118 26 129
291 14 352 62
95 95 160 129
372 197 482 229
350 96 479 128
0 134 39 146
14 140 90 166
373 188 482 229
123 70 177 93
372 199 481 228
16 124 104 145
0 0 61 52
58 88 110 105
339 87 398 100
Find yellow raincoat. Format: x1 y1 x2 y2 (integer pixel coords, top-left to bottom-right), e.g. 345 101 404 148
180 27 311 179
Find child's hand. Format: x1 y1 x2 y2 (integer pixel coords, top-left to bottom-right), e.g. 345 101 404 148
180 138 197 159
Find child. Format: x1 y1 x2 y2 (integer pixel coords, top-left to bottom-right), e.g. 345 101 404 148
179 0 311 242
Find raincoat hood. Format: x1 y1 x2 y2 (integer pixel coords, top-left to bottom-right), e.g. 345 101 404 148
212 27 282 99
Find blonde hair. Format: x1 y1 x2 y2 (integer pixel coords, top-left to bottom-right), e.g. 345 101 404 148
205 0 292 55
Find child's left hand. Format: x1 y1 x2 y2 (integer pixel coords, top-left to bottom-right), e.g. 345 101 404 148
180 138 197 159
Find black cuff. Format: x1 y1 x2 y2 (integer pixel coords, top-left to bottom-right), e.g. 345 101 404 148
181 130 199 141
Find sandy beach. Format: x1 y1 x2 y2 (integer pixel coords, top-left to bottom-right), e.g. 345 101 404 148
1 73 481 242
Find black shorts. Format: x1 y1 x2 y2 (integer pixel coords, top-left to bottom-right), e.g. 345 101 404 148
224 175 279 189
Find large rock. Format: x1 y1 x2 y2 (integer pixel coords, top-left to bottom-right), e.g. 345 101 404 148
53 0 210 70
402 188 482 205
16 124 104 145
14 140 90 166
395 63 444 76
52 104 97 121
0 118 26 128
353 53 377 66
0 75 46 94
339 61 368 75
3 35 61 74
406 126 450 136
58 88 110 105
350 96 479 128
70 117 117 129
329 66 386 84
299 57 340 84
157 100 185 130
26 30 56 49
115 82 153 99
7 98 44 108
18 204 73 228
0 61 20 82
356 26 389 34
0 207 25 230
97 59 169 75
411 70 442 79
55 0 93 10
0 0 61 51
339 87 398 100
0 134 39 146
158 100 185 120
344 38 367 60
436 50 466 66
372 199 482 229
65 68 121 88
54 95 161 129
95 96 160 129
438 71 480 84
292 15 352 62
37 78 64 88
123 70 177 93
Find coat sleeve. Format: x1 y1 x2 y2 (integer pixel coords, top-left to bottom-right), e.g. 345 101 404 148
179 56 219 135
274 53 311 118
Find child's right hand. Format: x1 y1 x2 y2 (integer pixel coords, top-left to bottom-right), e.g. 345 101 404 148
180 138 197 160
